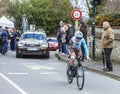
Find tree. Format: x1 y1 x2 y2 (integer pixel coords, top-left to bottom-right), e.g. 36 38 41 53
89 0 107 24
7 0 73 33
0 0 10 16
0 0 10 7
103 0 120 13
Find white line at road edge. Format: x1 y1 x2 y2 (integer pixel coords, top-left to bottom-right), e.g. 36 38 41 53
40 72 58 75
0 73 28 94
8 72 28 75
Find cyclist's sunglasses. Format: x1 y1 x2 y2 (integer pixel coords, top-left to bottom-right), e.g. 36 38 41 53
76 37 82 40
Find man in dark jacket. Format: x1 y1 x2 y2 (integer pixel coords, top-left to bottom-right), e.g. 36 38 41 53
0 27 9 54
57 21 63 53
79 21 88 43
79 21 88 61
66 23 75 45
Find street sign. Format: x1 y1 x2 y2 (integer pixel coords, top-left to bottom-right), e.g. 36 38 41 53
71 9 82 20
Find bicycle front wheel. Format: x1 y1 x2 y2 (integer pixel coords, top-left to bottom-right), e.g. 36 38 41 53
66 67 73 84
76 64 85 90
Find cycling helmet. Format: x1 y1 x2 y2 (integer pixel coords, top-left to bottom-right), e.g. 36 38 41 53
75 31 83 39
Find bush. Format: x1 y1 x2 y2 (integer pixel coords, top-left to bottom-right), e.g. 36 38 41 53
96 12 120 27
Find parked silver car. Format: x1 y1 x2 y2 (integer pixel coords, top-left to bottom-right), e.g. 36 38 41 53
16 30 50 58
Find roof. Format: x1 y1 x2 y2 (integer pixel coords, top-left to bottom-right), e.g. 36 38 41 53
0 16 14 28
22 30 46 35
47 37 57 40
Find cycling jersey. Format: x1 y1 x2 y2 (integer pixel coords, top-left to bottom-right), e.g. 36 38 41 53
70 36 89 57
71 36 81 50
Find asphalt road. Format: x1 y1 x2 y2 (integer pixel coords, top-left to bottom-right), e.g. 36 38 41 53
0 50 120 94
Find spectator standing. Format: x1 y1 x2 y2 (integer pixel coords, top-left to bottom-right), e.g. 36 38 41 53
79 21 88 61
5 27 10 49
66 23 75 45
101 21 115 71
16 30 21 37
0 27 9 54
61 27 67 54
57 21 63 53
4 27 10 39
65 23 75 54
61 21 68 54
10 28 18 51
1 27 8 38
79 21 88 43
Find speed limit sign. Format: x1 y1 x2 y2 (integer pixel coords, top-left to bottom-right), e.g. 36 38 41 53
71 9 82 20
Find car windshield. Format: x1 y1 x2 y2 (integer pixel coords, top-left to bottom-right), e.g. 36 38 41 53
48 39 58 42
21 33 46 40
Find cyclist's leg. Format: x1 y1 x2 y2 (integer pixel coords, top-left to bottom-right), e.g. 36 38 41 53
66 49 75 83
75 49 82 63
69 49 76 70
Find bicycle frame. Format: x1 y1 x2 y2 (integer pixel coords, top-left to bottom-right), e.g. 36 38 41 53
66 57 85 90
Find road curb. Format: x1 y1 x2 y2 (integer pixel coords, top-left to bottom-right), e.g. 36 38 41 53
55 53 120 81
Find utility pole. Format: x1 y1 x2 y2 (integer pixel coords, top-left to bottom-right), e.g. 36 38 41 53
91 4 96 59
91 0 101 59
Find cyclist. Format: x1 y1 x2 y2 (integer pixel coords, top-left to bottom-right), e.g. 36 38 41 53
67 31 90 70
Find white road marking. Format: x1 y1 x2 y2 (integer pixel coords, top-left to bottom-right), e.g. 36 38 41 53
85 71 90 75
8 72 28 75
0 73 28 94
0 63 7 64
21 63 37 65
40 72 58 75
22 64 55 70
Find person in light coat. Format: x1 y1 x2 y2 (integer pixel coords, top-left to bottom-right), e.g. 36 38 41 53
101 21 115 71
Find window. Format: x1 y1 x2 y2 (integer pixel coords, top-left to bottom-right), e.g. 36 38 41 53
48 39 58 42
22 34 46 40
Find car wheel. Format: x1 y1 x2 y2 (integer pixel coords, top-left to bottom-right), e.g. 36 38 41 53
16 52 21 58
45 52 50 58
16 53 20 58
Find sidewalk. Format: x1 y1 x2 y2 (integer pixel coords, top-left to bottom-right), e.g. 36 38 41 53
55 52 120 81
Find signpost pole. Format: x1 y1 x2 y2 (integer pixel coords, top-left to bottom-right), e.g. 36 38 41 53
75 0 78 32
75 19 79 31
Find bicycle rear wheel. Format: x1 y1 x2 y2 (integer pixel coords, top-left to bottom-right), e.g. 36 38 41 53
76 64 85 90
66 67 73 84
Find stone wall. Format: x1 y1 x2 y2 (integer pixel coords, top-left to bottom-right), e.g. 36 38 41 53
87 27 120 64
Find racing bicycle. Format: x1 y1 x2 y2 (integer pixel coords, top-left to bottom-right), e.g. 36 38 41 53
66 57 85 90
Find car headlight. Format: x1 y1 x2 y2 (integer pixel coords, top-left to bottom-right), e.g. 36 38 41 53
54 43 58 46
17 43 24 47
41 43 48 49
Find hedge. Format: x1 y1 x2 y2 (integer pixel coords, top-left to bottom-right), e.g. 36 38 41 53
96 12 120 26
